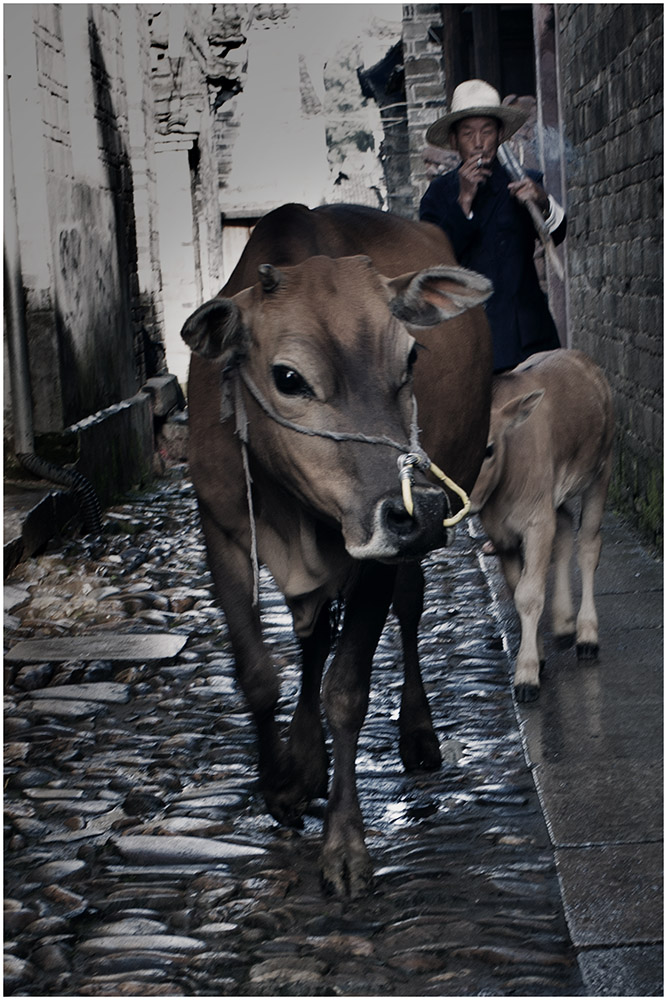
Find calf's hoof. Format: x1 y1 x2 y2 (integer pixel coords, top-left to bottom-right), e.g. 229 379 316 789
555 632 576 650
577 641 599 661
399 727 442 772
320 841 373 899
514 682 540 703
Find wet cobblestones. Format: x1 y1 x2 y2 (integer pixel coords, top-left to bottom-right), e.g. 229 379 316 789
4 470 584 996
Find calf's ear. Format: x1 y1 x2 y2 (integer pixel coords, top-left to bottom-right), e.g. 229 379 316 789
181 296 249 363
387 265 493 326
500 389 545 433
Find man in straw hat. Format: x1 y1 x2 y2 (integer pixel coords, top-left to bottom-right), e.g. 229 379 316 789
420 79 566 373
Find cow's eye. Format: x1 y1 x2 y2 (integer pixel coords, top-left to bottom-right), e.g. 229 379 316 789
272 364 313 397
485 442 495 459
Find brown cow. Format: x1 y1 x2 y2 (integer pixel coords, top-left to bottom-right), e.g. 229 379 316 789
182 203 493 896
469 349 614 702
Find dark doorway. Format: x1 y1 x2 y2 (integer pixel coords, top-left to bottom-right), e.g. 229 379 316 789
440 4 535 101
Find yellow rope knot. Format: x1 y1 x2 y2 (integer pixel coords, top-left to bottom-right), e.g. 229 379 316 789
398 452 471 528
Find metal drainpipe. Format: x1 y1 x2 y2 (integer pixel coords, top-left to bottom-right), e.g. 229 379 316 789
4 81 102 535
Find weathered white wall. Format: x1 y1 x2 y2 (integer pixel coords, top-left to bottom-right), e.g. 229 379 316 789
217 5 402 222
4 4 161 435
221 16 331 215
155 148 201 386
149 4 223 386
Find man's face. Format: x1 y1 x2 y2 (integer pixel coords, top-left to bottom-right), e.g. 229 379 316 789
451 116 501 162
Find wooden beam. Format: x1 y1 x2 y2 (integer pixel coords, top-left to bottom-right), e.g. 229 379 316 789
472 5 501 91
440 4 465 105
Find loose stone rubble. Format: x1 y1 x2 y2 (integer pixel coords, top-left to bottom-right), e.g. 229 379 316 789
4 469 584 996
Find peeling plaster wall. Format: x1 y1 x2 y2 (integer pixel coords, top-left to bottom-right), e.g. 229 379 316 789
4 4 153 433
4 4 162 437
214 5 402 222
148 4 224 385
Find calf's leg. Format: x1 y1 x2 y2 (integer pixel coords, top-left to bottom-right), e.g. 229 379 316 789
321 562 396 897
576 472 610 660
552 505 576 645
511 518 555 701
393 562 441 771
499 546 545 674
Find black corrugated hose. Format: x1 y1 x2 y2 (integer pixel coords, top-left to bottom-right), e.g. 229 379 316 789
17 452 102 535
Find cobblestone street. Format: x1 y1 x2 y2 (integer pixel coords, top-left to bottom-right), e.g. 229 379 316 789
5 468 591 996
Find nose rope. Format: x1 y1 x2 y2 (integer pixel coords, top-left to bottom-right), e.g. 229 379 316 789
397 452 471 526
229 368 471 603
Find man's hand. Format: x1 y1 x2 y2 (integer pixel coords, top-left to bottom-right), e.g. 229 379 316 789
508 178 550 217
457 155 492 216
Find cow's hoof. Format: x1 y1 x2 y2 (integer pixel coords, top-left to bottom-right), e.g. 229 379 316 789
577 641 599 661
264 787 307 829
555 632 576 650
399 728 442 771
514 682 540 703
261 756 309 829
320 845 373 899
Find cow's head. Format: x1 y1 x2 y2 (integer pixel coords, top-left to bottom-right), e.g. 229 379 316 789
182 255 491 561
469 389 544 513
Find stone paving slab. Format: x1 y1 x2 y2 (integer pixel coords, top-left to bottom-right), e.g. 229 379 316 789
578 944 665 997
536 757 663 845
5 633 188 662
29 682 131 703
556 841 664 946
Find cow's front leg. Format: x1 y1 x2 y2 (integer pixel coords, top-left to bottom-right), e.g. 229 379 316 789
512 520 555 702
287 603 333 802
321 563 396 897
393 562 441 771
200 513 307 826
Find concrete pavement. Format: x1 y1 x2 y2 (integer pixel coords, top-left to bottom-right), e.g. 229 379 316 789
478 511 663 996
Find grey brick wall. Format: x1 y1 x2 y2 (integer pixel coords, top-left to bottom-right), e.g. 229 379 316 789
402 4 447 208
558 4 663 547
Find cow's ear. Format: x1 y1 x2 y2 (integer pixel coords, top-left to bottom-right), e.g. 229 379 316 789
501 389 545 432
387 265 493 326
181 297 249 362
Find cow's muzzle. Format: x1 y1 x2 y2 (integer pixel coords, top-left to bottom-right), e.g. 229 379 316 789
346 485 449 562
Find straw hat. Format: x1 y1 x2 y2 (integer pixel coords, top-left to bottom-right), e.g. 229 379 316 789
426 79 528 149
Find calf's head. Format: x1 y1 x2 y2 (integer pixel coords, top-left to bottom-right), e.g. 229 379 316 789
182 255 491 560
469 389 544 513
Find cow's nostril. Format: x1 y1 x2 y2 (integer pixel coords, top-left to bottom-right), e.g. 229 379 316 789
385 500 415 537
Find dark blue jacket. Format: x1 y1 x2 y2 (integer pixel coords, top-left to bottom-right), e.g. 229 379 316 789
419 158 565 372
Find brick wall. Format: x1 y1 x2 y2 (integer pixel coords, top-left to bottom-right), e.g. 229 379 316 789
402 4 448 208
557 4 663 547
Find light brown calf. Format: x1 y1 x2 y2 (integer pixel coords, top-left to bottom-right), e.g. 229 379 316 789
469 349 614 702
